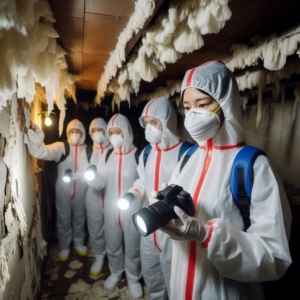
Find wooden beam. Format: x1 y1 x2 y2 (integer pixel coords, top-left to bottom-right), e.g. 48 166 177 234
125 0 165 57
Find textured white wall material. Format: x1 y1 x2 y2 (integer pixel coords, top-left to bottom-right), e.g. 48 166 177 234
0 96 46 300
242 101 300 188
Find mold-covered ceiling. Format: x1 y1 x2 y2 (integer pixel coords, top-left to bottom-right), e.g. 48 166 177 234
48 0 300 95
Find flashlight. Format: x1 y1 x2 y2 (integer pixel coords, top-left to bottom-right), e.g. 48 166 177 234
63 169 72 183
117 193 134 210
85 165 97 181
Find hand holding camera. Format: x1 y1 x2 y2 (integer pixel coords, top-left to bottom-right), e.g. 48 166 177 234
132 184 197 237
159 206 210 242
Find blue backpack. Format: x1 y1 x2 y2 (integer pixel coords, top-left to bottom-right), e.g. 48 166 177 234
142 141 194 167
179 145 266 231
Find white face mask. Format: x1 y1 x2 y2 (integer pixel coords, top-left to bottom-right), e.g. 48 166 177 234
110 134 124 148
92 131 105 144
145 124 162 144
69 133 81 145
184 107 221 142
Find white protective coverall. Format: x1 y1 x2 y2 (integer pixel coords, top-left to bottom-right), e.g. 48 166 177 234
79 118 112 265
26 119 88 250
127 97 182 300
104 114 142 285
167 61 292 300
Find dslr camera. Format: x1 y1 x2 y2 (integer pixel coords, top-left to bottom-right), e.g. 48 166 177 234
132 184 195 236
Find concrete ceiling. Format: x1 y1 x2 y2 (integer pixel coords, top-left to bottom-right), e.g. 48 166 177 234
48 0 300 95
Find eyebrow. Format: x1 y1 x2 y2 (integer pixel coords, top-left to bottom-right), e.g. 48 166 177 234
183 97 212 104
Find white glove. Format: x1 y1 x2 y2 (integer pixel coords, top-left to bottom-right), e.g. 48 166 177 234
72 172 81 182
149 182 168 205
87 172 101 190
149 190 159 205
27 124 45 148
131 189 141 202
159 206 210 242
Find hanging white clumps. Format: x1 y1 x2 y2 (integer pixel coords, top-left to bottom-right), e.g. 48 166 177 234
158 43 183 64
236 59 300 127
97 0 232 106
127 54 142 95
95 0 156 104
174 23 204 54
134 80 181 104
293 85 300 121
256 71 267 128
236 60 300 94
240 96 249 111
0 0 77 136
226 27 300 72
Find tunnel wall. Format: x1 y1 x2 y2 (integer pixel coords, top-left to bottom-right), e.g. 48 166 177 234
242 100 300 189
0 97 47 299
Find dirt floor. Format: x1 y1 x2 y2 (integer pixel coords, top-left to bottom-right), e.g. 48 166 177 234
40 234 148 300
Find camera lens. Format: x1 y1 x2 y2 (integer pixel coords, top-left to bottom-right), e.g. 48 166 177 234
132 199 176 236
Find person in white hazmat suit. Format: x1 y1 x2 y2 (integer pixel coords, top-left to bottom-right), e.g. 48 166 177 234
26 119 89 261
79 118 112 277
91 114 143 298
154 61 292 300
126 96 184 300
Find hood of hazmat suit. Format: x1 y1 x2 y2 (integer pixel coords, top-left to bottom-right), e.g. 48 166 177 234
168 60 292 300
139 96 180 149
67 119 86 145
104 113 141 281
107 113 134 153
129 96 183 299
89 118 110 147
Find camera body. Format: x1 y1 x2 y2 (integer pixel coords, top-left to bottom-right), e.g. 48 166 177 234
132 184 195 236
156 184 196 219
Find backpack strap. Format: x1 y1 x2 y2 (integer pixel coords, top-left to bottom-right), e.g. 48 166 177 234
85 145 93 163
230 146 266 231
143 143 152 167
135 148 141 164
105 148 113 163
178 141 194 162
179 144 199 172
57 140 70 164
105 147 140 164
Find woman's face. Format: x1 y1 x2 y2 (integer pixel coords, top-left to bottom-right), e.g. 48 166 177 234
183 88 223 122
108 127 124 138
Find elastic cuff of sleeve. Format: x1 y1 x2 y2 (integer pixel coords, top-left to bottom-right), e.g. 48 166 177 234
133 189 141 201
202 222 214 248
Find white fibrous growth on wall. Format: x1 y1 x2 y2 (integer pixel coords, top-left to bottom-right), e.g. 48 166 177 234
234 60 300 127
0 0 77 136
96 0 232 108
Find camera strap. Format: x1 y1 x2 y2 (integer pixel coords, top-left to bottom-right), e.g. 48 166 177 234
105 147 140 164
143 141 194 167
57 141 92 164
57 140 70 164
85 145 93 163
